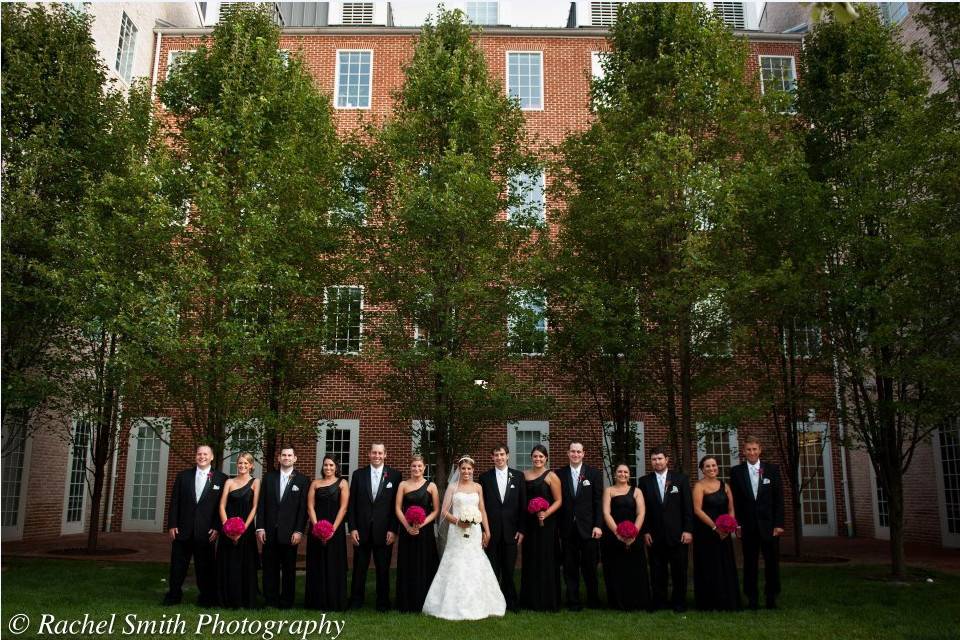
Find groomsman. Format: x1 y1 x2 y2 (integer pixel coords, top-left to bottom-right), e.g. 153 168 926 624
479 443 526 612
640 446 694 613
348 442 401 611
256 446 309 608
163 444 227 606
730 435 785 609
555 440 603 610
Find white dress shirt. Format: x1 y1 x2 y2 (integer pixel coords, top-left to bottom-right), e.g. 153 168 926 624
280 469 292 498
570 464 582 496
749 461 761 498
371 465 383 497
195 466 210 502
496 466 509 501
656 470 668 501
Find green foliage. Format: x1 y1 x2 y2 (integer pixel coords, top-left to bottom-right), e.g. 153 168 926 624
152 5 349 465
360 8 549 486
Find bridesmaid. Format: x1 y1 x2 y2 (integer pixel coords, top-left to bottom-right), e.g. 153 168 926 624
394 456 441 612
217 452 260 608
520 444 563 611
601 462 651 611
304 455 350 611
693 455 741 611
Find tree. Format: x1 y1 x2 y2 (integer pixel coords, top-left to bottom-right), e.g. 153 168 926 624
798 9 960 577
1 4 113 449
360 9 549 489
551 3 757 474
152 5 349 467
914 2 960 105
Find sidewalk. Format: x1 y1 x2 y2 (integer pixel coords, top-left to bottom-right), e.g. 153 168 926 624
3 533 958 574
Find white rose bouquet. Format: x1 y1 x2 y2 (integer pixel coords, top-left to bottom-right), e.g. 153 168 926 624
457 505 482 537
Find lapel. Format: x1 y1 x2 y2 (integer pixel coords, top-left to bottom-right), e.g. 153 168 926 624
662 471 671 505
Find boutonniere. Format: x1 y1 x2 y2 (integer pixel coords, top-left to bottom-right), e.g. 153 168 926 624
207 471 213 480
292 485 300 492
213 485 220 490
758 467 764 476
386 482 394 489
664 479 672 492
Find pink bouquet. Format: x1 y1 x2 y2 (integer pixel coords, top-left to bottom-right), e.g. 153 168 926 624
312 519 335 542
527 497 550 527
715 514 738 534
223 517 246 537
404 506 426 527
616 521 639 539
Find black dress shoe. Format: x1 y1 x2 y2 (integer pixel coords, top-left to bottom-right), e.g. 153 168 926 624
587 599 603 609
766 599 777 610
567 603 583 612
748 599 759 610
673 606 687 613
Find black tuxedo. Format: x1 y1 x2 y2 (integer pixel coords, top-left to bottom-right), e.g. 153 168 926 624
730 461 784 606
163 466 228 606
639 470 694 611
257 469 309 608
347 464 401 610
479 466 527 610
555 464 603 608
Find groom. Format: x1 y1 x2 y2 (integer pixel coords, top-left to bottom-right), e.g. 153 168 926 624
555 440 603 610
348 442 401 611
479 443 526 612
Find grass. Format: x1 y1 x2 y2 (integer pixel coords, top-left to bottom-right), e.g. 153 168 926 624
1 558 959 640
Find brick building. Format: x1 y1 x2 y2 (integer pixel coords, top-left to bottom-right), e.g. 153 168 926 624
4 1 954 553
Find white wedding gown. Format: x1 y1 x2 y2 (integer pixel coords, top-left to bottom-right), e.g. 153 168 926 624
422 492 507 620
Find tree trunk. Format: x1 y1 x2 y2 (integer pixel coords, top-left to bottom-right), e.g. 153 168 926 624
86 466 105 552
662 346 680 464
887 469 907 579
679 326 694 475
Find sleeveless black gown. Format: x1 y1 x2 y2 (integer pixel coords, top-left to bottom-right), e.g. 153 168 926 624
520 470 560 611
601 490 652 611
304 479 348 611
217 477 258 608
396 481 440 612
693 480 741 610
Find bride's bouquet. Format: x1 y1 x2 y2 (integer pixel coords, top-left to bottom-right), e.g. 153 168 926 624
457 505 482 538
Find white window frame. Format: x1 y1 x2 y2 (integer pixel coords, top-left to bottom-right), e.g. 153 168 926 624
602 420 645 486
796 421 837 536
1 423 33 542
222 419 264 478
316 419 360 481
334 49 374 110
166 49 196 79
869 464 891 540
115 11 138 83
758 55 797 96
591 51 606 81
411 420 437 481
507 290 547 356
506 51 544 111
932 419 960 548
61 416 92 535
507 170 546 225
696 425 740 480
122 417 171 532
465 1 499 25
508 420 549 470
323 285 364 355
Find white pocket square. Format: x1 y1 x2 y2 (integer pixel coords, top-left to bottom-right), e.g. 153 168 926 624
292 485 300 492
582 479 591 486
509 484 515 489
213 485 220 490
386 482 394 488
762 478 771 485
670 486 679 493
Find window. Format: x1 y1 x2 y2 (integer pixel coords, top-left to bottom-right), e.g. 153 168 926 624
602 421 645 483
591 2 621 27
324 286 363 353
508 421 549 471
937 419 960 536
759 55 797 112
166 50 195 79
696 426 739 481
122 417 171 531
278 49 290 66
508 290 547 356
876 480 890 528
1 412 29 534
411 421 438 481
317 419 360 480
332 167 367 224
115 12 138 83
65 417 92 525
879 2 908 25
691 292 733 357
507 52 543 110
791 320 822 359
466 1 498 25
507 171 545 225
714 2 745 29
335 50 373 109
341 2 374 24
222 420 263 477
591 51 606 81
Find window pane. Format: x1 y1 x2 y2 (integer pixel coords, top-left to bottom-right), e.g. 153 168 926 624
130 422 162 521
466 1 498 25
325 286 363 353
66 419 92 523
508 291 546 355
337 51 372 108
507 171 545 224
1 413 28 527
507 52 542 109
115 12 138 82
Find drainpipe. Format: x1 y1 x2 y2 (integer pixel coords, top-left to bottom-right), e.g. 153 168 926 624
151 31 162 98
833 353 854 537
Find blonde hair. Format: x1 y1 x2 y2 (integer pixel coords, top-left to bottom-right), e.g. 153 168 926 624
237 452 255 467
411 455 425 464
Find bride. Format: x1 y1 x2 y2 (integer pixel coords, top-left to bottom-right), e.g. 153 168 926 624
423 455 507 620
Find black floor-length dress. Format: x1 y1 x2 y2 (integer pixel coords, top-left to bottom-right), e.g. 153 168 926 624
693 481 741 611
601 491 652 611
396 481 440 612
217 478 259 608
304 479 349 611
520 470 561 611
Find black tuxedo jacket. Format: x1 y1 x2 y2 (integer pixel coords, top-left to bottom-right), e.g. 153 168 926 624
167 467 228 541
479 467 527 544
639 470 694 547
347 465 401 546
256 469 309 545
555 464 603 539
730 461 785 540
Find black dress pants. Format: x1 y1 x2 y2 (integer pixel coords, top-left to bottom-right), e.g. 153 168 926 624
350 541 392 610
562 532 599 607
486 537 520 609
166 537 217 605
649 541 688 611
262 540 298 608
741 529 780 604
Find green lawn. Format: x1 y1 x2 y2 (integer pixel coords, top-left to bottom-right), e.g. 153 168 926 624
1 558 958 640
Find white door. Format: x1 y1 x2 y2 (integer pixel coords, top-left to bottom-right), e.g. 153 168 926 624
1 416 32 541
933 419 960 548
122 418 171 532
62 417 92 535
798 422 837 536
